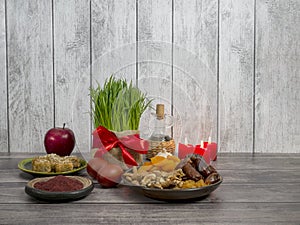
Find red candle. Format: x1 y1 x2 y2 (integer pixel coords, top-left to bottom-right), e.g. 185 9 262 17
194 144 210 164
178 139 217 164
178 143 194 159
194 144 205 155
207 142 217 161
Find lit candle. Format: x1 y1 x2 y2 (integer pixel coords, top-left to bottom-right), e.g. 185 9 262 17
208 136 211 144
200 140 204 148
207 139 217 161
207 142 217 161
178 137 218 163
178 137 195 159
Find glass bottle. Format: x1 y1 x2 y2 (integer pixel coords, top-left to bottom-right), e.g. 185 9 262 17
147 104 175 159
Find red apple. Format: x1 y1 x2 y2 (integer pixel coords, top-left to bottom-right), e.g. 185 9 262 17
44 123 76 156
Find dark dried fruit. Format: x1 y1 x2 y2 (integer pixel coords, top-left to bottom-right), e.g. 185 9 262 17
182 162 203 181
176 154 220 184
205 172 220 185
175 157 191 170
198 165 216 178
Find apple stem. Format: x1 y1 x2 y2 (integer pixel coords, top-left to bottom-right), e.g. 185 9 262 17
63 123 66 129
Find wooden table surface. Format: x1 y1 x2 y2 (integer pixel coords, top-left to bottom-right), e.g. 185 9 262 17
0 153 299 224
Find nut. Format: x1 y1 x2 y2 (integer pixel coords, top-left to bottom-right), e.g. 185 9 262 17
141 173 156 186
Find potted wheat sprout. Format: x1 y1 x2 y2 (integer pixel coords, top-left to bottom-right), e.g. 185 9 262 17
90 75 152 169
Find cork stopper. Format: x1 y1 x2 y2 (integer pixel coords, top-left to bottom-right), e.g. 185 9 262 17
156 104 164 120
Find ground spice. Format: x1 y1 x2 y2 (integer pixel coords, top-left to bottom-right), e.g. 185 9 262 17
34 175 83 192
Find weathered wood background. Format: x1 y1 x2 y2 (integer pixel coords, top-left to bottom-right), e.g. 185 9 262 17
0 0 299 153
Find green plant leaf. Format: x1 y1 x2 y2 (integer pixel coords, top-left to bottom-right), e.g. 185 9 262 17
90 75 153 131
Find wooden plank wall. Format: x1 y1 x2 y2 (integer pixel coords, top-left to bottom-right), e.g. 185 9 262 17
0 0 6 151
255 0 300 153
54 0 90 153
0 0 299 153
219 0 254 153
173 0 218 145
7 0 53 152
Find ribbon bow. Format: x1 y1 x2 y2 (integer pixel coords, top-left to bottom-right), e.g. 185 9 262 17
94 126 148 166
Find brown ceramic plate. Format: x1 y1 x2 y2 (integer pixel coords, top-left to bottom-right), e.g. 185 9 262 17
121 168 222 201
25 176 94 202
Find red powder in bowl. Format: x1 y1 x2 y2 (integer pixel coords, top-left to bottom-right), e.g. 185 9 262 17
34 175 84 192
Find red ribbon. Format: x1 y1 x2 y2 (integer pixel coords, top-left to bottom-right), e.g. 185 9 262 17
93 126 148 166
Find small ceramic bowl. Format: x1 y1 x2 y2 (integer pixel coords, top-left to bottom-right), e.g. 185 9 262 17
25 176 94 202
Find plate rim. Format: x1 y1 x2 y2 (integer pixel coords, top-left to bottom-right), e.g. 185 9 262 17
18 157 87 176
